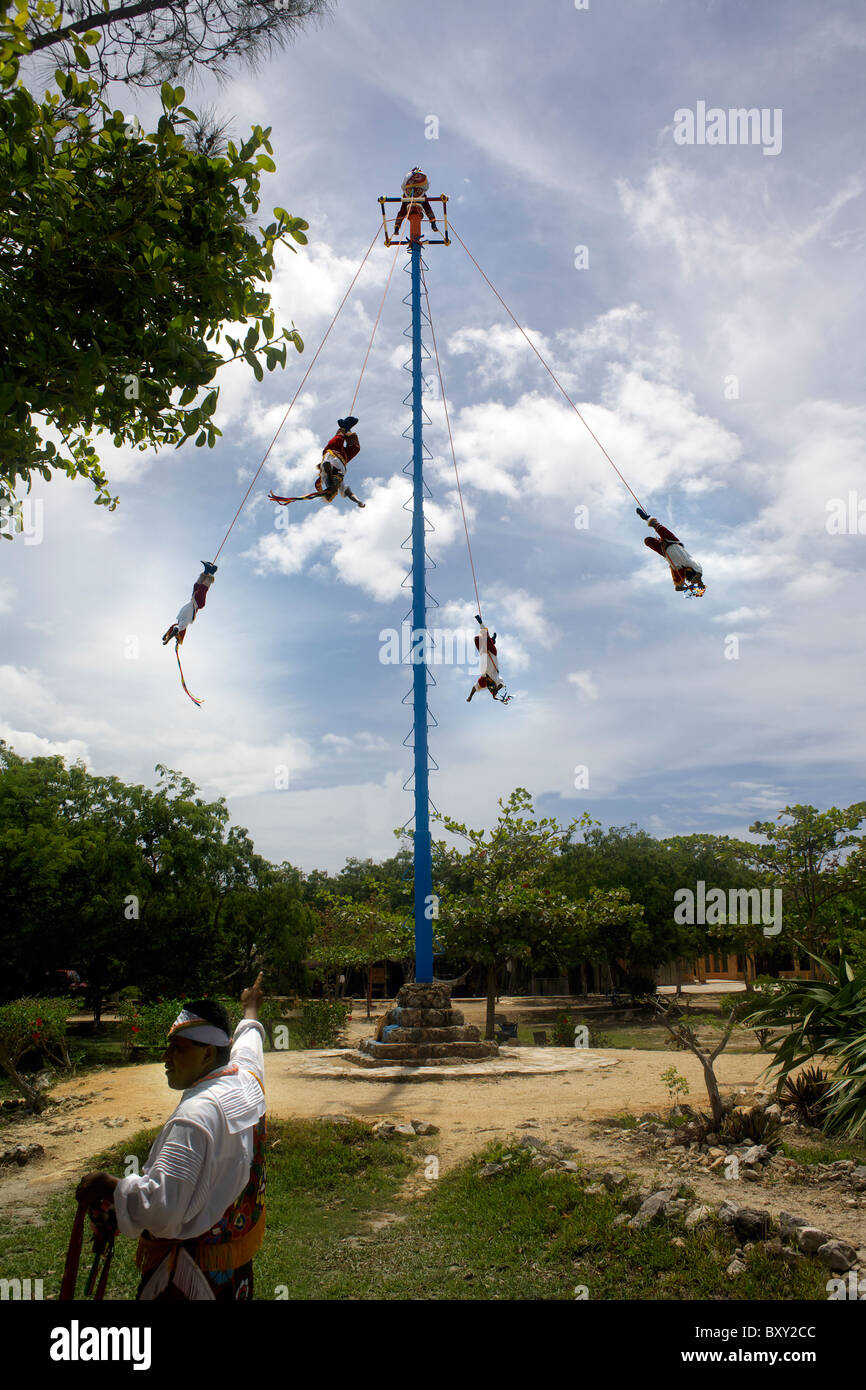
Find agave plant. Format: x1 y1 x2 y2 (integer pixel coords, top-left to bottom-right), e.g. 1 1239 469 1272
783 1065 831 1125
738 952 866 1138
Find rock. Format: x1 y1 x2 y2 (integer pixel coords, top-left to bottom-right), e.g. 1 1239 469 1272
742 1145 769 1166
103 1116 126 1128
629 1193 671 1229
764 1103 783 1119
584 1182 606 1195
742 1169 762 1183
726 1257 747 1277
816 1240 858 1272
0 1143 44 1167
393 1123 417 1137
323 1114 352 1125
795 1226 833 1254
717 1199 740 1226
638 1112 662 1123
779 1211 810 1239
709 1155 727 1172
601 1169 628 1191
612 1213 631 1227
763 1238 785 1258
670 1236 686 1248
852 1166 866 1180
519 1135 548 1151
410 1120 437 1136
478 1163 505 1179
733 1208 772 1241
561 1161 581 1174
372 1121 395 1137
685 1205 712 1230
542 1168 561 1179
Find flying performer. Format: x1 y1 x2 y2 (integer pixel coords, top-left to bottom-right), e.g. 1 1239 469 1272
268 417 365 508
467 617 511 704
636 508 706 594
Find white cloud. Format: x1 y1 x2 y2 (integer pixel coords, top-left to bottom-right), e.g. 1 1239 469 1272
567 671 599 701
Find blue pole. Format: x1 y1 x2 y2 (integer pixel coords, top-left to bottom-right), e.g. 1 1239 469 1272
410 237 433 984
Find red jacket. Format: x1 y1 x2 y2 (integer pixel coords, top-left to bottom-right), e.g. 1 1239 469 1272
324 432 360 466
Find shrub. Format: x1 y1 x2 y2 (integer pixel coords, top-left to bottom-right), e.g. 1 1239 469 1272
296 999 349 1049
0 996 72 1108
719 1106 782 1150
551 1013 575 1047
783 1066 831 1126
738 953 866 1138
118 997 186 1058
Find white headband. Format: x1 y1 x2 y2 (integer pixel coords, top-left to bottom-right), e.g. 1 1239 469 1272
168 1009 230 1047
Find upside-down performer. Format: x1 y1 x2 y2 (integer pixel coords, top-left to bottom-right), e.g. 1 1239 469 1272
161 560 217 704
636 507 706 594
392 168 439 237
268 416 365 509
74 975 267 1301
467 616 512 703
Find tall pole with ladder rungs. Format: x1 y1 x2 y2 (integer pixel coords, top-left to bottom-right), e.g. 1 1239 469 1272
380 183 449 985
410 232 433 984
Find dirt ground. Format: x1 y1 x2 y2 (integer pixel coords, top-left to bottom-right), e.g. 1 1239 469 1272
3 1013 864 1252
0 1041 769 1214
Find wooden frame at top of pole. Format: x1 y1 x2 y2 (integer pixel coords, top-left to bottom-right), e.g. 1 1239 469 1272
379 194 451 246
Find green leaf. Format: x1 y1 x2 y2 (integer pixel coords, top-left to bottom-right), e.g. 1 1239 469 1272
160 81 177 110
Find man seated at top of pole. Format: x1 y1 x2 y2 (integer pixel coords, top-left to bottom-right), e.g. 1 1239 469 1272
393 167 439 239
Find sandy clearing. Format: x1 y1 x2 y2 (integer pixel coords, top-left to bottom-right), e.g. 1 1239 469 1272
0 1045 769 1218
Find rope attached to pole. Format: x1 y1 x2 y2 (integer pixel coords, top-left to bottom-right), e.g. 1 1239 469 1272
211 223 383 564
350 242 399 415
419 260 483 622
448 221 646 512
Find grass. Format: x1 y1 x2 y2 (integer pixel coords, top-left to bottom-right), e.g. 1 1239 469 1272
780 1139 866 1166
0 1121 833 1301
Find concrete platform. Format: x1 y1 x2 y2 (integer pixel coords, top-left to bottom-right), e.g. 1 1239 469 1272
288 1046 621 1084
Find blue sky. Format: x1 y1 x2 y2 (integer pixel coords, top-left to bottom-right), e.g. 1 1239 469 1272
3 0 866 870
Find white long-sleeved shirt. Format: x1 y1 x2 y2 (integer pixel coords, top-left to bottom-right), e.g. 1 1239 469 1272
113 1019 266 1242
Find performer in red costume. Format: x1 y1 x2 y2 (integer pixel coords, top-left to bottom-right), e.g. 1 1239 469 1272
467 618 511 704
393 168 439 238
636 507 705 593
162 562 217 647
268 417 365 508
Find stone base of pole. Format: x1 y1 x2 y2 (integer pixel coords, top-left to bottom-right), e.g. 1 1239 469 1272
356 982 499 1064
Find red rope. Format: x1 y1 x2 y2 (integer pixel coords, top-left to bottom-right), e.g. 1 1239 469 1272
350 243 399 415
419 261 483 621
211 224 383 563
448 221 645 512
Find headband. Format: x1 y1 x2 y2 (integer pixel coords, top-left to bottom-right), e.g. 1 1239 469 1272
168 1009 230 1047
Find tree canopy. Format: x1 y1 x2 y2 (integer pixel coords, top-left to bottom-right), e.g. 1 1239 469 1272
1 10 308 514
0 742 313 1010
14 0 332 100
